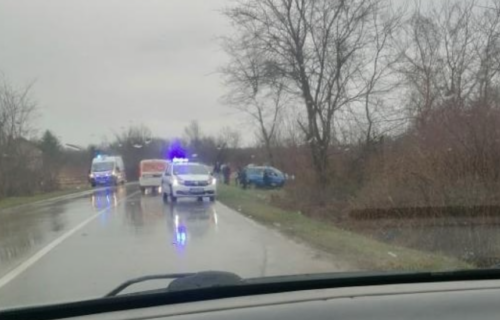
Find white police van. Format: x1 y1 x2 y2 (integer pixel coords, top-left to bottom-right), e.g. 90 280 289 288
162 158 216 202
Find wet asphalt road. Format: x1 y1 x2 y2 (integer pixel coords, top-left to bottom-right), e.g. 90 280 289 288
0 184 342 310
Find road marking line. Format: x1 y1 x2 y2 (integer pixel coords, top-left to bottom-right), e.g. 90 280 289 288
0 190 140 289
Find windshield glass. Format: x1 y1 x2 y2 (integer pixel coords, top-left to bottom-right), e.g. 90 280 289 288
173 165 208 175
92 162 114 172
246 168 264 175
2 0 500 313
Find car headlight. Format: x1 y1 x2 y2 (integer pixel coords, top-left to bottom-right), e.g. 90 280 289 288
89 173 94 178
209 177 216 185
173 177 184 186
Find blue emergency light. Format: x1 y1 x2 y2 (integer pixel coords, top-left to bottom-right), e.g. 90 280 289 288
167 140 186 159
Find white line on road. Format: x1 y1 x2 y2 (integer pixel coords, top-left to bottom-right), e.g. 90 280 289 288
0 190 140 290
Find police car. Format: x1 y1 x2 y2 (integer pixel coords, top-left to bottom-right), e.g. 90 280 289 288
162 159 216 202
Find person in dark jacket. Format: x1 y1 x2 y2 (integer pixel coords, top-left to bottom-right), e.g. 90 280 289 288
263 168 271 188
235 167 241 185
213 162 221 179
239 167 248 189
222 164 231 185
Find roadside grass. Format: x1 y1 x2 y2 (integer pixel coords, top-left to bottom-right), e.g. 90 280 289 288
218 184 472 271
0 186 90 211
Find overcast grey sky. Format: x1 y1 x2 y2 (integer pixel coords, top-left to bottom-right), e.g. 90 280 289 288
0 0 234 146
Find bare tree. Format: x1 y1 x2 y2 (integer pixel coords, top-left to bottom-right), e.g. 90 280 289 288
184 120 202 146
223 0 385 187
221 36 286 166
473 0 500 105
396 3 444 127
0 81 36 147
358 3 404 145
0 79 38 197
184 120 203 156
217 126 242 150
397 0 500 120
109 124 155 180
437 1 477 105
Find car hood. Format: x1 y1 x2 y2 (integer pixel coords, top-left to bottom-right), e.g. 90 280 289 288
176 174 210 181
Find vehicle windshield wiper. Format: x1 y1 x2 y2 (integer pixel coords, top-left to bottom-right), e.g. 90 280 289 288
106 271 243 297
106 273 194 297
107 268 500 298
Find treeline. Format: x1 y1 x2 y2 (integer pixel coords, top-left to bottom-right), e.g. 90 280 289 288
221 0 500 211
0 81 68 198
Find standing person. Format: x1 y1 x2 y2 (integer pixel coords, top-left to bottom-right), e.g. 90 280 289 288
220 163 226 180
221 164 227 184
223 164 231 185
240 167 248 189
213 162 221 179
235 166 241 186
263 168 271 189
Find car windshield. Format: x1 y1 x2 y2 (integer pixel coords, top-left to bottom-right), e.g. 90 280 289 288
269 169 282 176
92 162 114 172
2 0 500 313
173 165 208 175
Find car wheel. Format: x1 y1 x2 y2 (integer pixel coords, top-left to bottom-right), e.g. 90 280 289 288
197 196 203 202
91 182 96 188
209 196 216 202
163 192 169 203
140 187 146 194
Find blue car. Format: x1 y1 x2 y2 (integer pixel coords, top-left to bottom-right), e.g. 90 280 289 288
244 166 285 188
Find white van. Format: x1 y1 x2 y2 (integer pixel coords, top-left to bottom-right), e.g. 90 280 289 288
139 159 168 194
89 156 126 187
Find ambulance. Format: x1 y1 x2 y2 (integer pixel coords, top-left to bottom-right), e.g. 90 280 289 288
89 155 126 187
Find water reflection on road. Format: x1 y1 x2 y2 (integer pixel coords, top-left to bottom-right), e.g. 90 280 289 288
121 193 219 252
164 201 219 249
0 204 66 275
90 188 119 211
